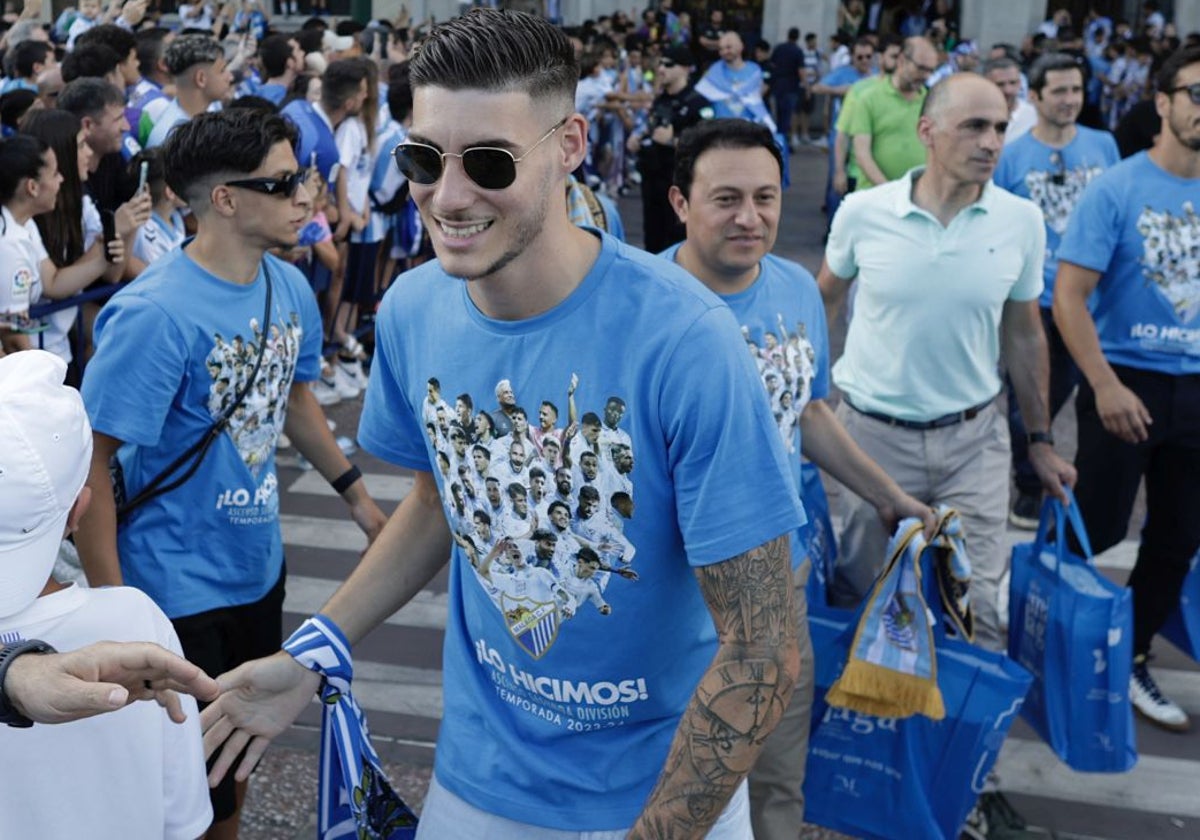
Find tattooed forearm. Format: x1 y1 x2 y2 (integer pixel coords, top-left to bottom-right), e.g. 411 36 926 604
628 534 799 839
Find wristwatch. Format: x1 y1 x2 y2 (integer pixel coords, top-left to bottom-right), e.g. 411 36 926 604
0 640 57 728
1026 431 1055 446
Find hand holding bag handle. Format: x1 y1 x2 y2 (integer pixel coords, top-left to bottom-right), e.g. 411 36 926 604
1035 487 1095 574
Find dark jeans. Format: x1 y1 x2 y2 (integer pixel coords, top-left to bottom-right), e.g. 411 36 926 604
1072 366 1200 656
773 89 800 141
1007 305 1080 495
640 170 684 255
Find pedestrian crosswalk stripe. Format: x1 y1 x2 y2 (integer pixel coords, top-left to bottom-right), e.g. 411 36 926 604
285 574 447 631
995 739 1200 819
288 471 415 501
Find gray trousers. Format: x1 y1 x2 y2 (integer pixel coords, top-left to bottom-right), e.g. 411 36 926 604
829 402 1011 651
748 561 816 840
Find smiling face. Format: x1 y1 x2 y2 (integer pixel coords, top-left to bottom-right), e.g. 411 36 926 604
408 86 572 283
670 144 781 293
1030 67 1084 130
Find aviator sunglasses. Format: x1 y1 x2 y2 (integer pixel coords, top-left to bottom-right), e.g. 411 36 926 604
224 168 312 198
391 116 570 191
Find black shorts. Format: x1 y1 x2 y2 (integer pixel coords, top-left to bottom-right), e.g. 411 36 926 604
172 566 287 823
339 240 382 306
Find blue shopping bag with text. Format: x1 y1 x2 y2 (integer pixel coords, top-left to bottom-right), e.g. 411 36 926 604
803 523 1033 840
1007 493 1137 773
800 460 837 611
1162 550 1200 660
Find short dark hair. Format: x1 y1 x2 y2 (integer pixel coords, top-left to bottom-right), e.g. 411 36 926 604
259 34 296 78
409 9 577 111
136 28 171 79
320 57 369 112
1028 52 1084 94
163 34 223 77
226 95 279 115
387 62 413 123
58 77 125 119
76 23 137 61
162 109 298 209
61 43 122 83
982 55 1020 76
787 27 799 41
0 134 49 204
11 40 52 80
1156 44 1200 94
673 118 783 198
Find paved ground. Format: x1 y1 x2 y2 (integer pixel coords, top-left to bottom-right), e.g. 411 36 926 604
235 142 1198 840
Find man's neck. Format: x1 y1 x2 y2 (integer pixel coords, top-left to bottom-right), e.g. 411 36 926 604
724 58 745 72
665 77 688 95
891 73 917 98
911 167 984 227
177 87 211 117
1031 120 1078 147
186 226 267 285
673 240 760 295
1149 136 1200 180
465 219 601 321
267 72 293 87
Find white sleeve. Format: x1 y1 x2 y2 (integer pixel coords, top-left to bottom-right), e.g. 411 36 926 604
155 611 215 840
0 237 37 318
335 119 362 170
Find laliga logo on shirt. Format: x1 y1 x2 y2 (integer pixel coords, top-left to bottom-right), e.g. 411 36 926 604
12 267 32 292
215 471 278 509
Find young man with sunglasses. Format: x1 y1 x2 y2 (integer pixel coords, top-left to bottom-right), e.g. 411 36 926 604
1053 45 1200 733
992 53 1120 530
202 10 803 839
75 109 386 840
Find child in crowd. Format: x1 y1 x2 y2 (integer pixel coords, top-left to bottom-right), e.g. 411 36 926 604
130 148 188 266
0 350 211 839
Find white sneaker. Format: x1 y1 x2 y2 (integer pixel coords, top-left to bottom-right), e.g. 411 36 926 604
1131 659 1190 732
326 418 337 432
811 135 829 149
336 435 358 457
334 357 366 397
310 377 341 406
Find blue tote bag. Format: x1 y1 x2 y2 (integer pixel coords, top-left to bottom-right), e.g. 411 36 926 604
1007 493 1137 773
1162 550 1200 660
803 525 1033 840
800 460 837 611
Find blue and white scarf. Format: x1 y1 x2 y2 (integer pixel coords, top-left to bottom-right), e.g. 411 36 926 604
283 616 418 840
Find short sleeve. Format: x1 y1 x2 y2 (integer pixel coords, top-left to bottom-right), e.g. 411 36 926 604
840 86 873 136
335 119 362 170
824 194 860 280
810 292 832 401
1009 210 1046 301
357 289 432 472
660 306 804 566
0 237 36 320
282 263 324 383
1057 172 1121 274
81 293 189 447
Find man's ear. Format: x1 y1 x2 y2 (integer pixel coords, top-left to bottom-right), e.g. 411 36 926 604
667 184 688 224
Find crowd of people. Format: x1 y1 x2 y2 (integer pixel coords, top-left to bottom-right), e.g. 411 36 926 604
0 2 1197 840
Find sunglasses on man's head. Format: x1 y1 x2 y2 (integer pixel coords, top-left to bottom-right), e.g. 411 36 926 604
391 116 569 191
1166 82 1200 105
224 169 311 198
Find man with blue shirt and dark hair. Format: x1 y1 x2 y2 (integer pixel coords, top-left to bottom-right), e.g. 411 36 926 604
202 10 804 839
663 116 933 840
1053 44 1200 734
255 34 305 106
994 52 1121 529
145 34 232 149
74 108 387 839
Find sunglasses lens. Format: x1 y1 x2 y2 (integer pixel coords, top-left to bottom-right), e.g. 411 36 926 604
394 144 443 184
462 148 518 190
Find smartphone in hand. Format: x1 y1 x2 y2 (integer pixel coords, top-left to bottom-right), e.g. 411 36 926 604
101 209 118 262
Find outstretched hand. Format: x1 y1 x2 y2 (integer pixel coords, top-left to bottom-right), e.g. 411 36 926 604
200 651 321 786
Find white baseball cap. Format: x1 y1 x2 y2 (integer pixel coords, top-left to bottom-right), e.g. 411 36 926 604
0 350 93 619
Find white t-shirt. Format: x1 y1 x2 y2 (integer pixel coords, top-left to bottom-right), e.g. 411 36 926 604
1005 98 1038 145
178 3 215 30
0 585 212 839
0 205 48 335
335 116 372 217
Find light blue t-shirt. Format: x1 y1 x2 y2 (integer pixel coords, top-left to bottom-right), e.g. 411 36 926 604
281 99 339 183
994 126 1119 307
146 98 188 148
661 246 826 569
1057 152 1200 374
81 245 323 618
359 232 802 830
817 64 872 133
256 82 287 105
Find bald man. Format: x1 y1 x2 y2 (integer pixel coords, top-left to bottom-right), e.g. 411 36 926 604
819 73 1076 650
694 31 778 131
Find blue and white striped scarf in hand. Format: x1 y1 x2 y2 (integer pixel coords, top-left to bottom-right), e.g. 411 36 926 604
283 616 418 840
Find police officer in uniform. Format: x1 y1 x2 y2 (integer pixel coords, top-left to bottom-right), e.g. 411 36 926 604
631 46 713 254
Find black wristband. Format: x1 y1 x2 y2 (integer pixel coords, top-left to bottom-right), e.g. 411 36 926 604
1027 431 1055 446
331 465 362 495
0 640 58 727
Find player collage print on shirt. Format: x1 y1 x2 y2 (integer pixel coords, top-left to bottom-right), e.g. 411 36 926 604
1137 200 1200 323
741 313 818 452
1024 158 1105 235
204 309 305 477
421 373 639 660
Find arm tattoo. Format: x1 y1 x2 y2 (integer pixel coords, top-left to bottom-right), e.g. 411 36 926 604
629 534 799 839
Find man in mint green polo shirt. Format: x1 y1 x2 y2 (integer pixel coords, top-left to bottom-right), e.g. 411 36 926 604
842 36 937 190
819 73 1076 652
